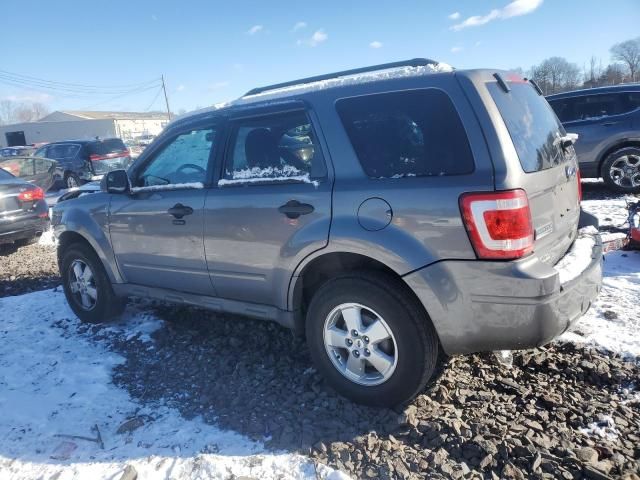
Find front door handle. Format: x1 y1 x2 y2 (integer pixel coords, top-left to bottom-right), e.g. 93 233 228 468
168 203 194 219
278 200 314 219
602 121 619 127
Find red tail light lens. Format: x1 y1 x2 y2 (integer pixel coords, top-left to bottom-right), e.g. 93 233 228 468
576 168 582 202
459 189 534 260
18 187 45 202
90 150 129 161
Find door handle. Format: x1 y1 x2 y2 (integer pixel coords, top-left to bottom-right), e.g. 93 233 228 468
167 203 194 219
278 200 314 219
602 121 619 127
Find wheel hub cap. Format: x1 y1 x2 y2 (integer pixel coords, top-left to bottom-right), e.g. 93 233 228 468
610 154 640 188
323 302 398 386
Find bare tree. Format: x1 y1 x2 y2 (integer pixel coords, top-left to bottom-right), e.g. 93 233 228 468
599 63 626 86
610 37 640 82
529 57 582 95
0 100 50 124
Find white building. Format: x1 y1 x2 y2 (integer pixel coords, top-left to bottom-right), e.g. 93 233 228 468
0 111 169 147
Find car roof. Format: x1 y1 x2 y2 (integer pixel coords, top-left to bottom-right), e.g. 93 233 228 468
169 58 460 130
44 138 123 146
546 83 640 100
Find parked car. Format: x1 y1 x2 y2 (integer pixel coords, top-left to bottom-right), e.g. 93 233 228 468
0 146 36 157
52 59 602 407
34 138 132 189
547 84 640 192
0 156 57 192
0 168 49 246
135 134 156 146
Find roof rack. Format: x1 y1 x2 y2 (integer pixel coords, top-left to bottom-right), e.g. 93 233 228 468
244 58 439 97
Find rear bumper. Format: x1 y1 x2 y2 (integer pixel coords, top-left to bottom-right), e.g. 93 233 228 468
0 216 49 244
404 230 603 355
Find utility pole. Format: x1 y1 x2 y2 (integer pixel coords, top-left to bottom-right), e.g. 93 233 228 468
161 74 172 121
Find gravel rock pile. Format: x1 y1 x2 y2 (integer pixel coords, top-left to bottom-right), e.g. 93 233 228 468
110 305 640 480
0 243 59 298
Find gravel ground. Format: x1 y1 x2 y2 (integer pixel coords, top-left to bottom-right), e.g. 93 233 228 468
0 242 59 298
107 305 640 480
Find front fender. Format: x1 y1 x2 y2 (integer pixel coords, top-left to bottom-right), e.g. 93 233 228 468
52 193 122 283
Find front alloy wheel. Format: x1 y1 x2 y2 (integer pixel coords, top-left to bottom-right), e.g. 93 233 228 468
68 259 98 310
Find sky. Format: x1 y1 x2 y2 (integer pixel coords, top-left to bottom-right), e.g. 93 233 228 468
2 0 639 114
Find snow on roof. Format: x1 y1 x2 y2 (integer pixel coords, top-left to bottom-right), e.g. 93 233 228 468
187 62 454 120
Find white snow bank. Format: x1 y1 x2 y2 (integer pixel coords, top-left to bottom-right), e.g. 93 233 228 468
0 289 346 479
553 226 598 285
579 414 619 441
130 182 204 193
37 227 57 247
561 249 640 358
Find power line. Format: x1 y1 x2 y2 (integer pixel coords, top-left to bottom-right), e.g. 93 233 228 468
79 84 161 110
0 69 161 94
144 86 164 111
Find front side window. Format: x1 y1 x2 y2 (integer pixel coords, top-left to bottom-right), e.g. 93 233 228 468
136 128 216 187
336 89 474 178
47 144 79 159
221 111 326 185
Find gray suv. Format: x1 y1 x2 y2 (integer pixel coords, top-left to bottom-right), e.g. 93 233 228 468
52 59 603 407
547 85 640 192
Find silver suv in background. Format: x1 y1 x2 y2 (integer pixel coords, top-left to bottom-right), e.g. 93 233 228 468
52 60 603 407
547 84 640 192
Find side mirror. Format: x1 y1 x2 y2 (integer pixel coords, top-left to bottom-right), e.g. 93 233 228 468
102 169 130 194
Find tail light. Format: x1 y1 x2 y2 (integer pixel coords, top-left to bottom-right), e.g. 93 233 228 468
18 187 45 202
459 189 534 260
90 149 130 161
576 168 582 202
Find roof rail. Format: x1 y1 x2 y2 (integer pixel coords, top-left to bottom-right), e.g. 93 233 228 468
244 58 439 97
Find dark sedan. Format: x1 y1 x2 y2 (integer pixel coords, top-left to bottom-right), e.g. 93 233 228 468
0 168 49 246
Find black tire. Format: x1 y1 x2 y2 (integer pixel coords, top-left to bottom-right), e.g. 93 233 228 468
305 271 440 407
601 147 640 193
65 172 82 189
60 242 126 323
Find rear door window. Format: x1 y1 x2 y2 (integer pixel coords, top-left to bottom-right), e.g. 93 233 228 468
572 94 624 120
336 89 474 178
489 82 567 173
47 144 80 159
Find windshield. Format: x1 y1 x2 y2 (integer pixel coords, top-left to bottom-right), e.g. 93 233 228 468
489 81 567 173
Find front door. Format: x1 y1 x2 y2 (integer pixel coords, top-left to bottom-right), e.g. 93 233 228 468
109 125 219 295
204 108 332 307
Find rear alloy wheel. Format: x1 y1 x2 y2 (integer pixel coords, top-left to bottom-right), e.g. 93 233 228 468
65 173 81 189
306 272 440 407
602 147 640 193
61 242 126 323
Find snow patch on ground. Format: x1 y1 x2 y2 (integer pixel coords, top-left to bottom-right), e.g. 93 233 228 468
0 289 344 479
560 197 640 358
38 227 57 247
579 415 619 441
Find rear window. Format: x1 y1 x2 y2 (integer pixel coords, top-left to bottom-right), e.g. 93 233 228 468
489 82 565 173
336 89 474 178
0 168 13 180
87 139 127 156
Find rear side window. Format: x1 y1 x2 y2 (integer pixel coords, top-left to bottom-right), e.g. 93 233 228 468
87 139 127 156
47 144 80 159
221 110 326 185
489 82 566 173
336 89 474 178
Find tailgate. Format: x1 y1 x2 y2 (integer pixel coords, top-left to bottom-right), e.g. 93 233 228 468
486 75 581 265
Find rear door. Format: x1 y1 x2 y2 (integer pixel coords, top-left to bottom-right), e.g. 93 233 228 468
203 106 332 308
484 75 581 265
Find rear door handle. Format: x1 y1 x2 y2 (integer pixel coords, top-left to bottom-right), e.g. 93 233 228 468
602 121 619 127
168 203 193 219
278 200 314 219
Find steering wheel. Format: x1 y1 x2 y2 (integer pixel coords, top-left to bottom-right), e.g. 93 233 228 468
177 163 206 175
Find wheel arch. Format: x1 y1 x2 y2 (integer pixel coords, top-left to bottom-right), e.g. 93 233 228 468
597 139 640 177
288 251 439 341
